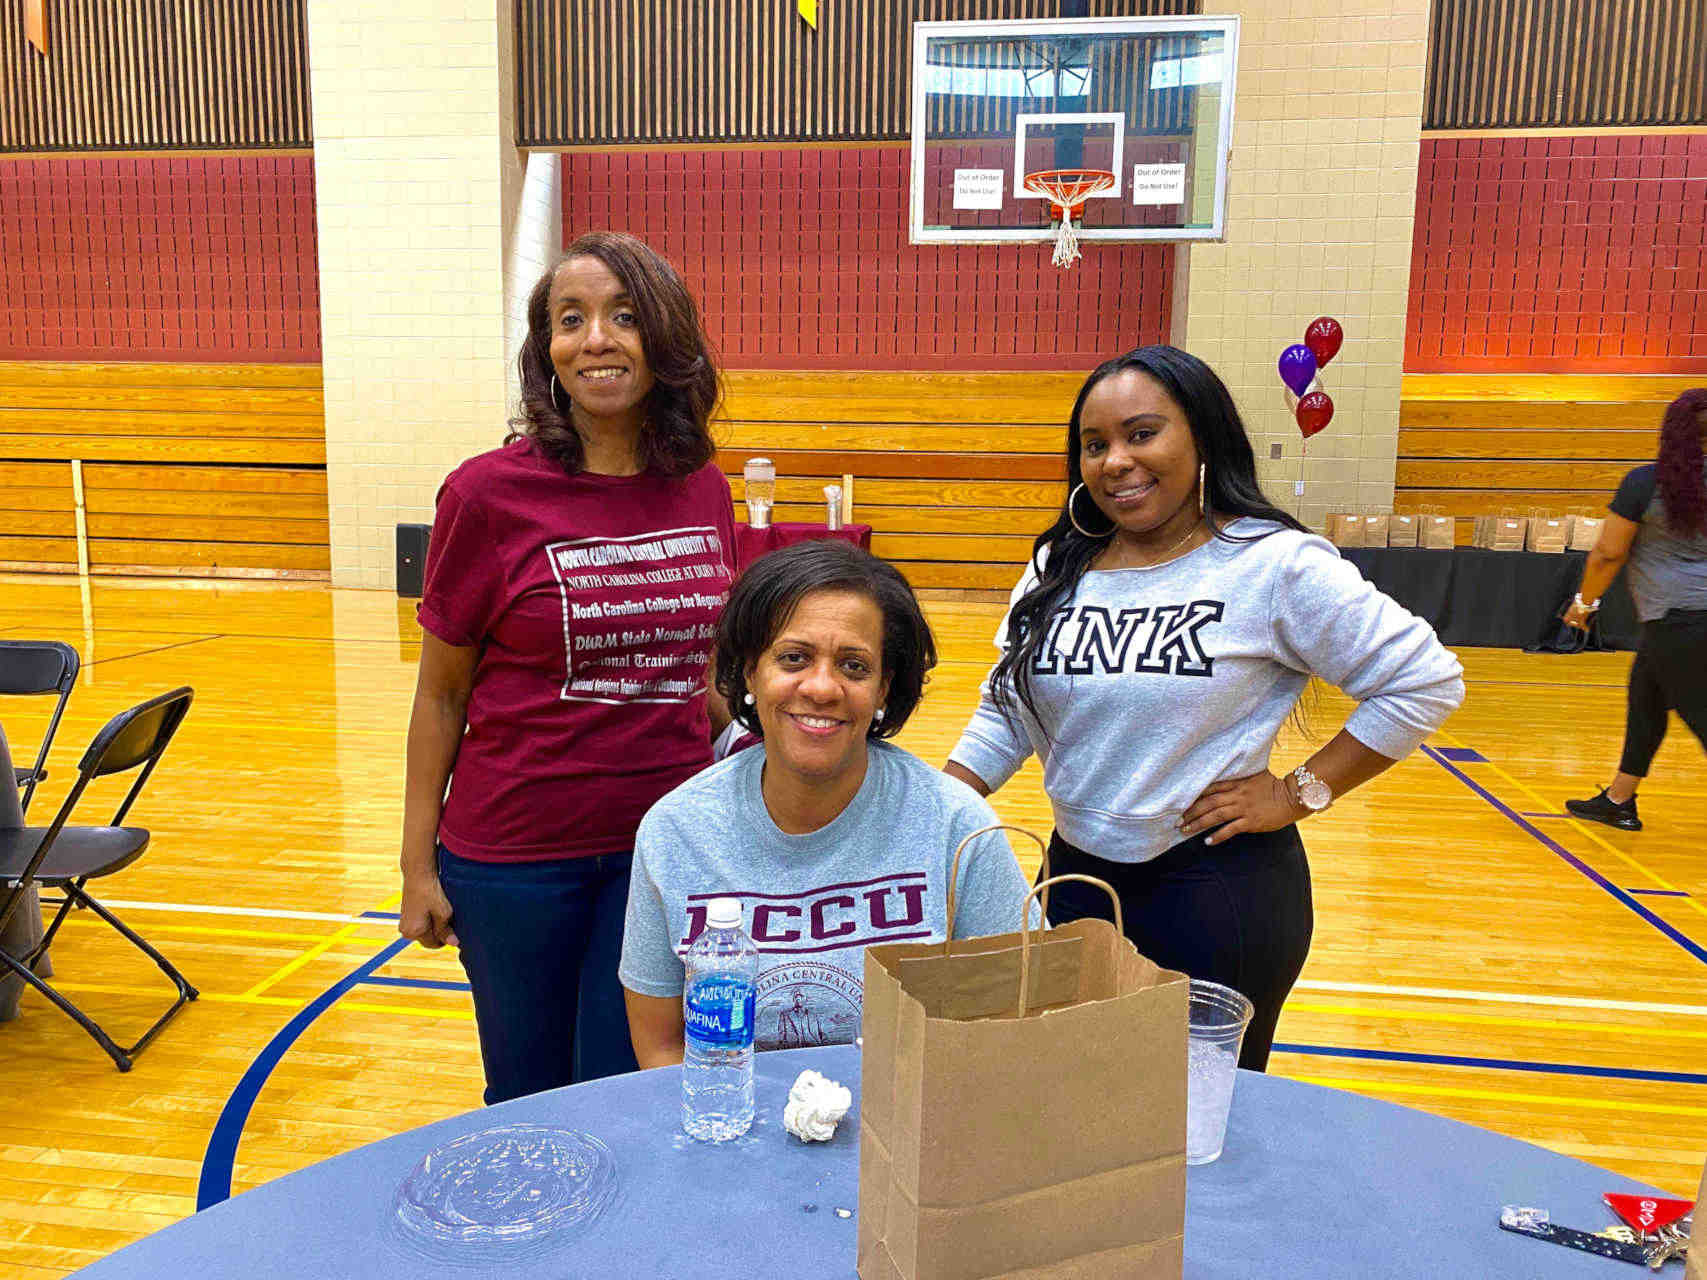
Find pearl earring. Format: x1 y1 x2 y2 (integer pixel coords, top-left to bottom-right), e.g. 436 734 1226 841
743 692 755 706
873 707 885 722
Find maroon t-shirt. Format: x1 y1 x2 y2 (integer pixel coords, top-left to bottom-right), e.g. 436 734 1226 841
418 439 736 861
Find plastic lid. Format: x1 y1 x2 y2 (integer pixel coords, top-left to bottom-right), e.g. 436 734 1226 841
706 897 742 929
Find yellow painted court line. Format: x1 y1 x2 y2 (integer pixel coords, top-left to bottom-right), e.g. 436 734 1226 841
1436 728 1707 922
1292 1072 1707 1118
47 982 471 1021
242 891 404 999
1286 1000 1707 1041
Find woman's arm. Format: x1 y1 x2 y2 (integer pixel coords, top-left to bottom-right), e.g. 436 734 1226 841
1179 729 1399 845
944 760 992 796
1564 512 1639 629
624 988 685 1068
398 633 477 949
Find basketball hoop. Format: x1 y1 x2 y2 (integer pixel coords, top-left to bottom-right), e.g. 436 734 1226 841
1022 168 1116 268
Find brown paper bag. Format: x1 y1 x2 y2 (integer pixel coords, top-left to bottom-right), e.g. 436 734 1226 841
1387 514 1420 548
1686 1155 1705 1279
1360 514 1391 546
1421 515 1457 549
859 831 1189 1280
1568 515 1604 551
1326 513 1363 548
1475 515 1528 550
1526 513 1568 553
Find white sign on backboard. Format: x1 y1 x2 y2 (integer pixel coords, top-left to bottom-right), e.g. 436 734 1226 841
952 169 1006 210
1132 163 1187 205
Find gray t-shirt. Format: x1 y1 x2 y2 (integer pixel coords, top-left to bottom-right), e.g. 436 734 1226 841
620 740 1037 1053
1609 464 1707 621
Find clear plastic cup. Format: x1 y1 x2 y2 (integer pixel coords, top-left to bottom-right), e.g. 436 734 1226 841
1186 978 1253 1165
743 458 775 528
823 484 843 530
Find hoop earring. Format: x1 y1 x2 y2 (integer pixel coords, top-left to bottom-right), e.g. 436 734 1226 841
1067 482 1112 539
1199 462 1207 518
549 373 566 412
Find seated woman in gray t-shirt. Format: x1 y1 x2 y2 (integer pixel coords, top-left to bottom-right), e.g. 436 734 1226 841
620 541 1036 1066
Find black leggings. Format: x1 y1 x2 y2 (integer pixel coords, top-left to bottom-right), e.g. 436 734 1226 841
1618 609 1707 777
1042 826 1313 1072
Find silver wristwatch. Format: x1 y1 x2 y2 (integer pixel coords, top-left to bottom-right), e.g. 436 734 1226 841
1291 765 1332 813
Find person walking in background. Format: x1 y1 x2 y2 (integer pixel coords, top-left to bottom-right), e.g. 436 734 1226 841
1564 389 1707 831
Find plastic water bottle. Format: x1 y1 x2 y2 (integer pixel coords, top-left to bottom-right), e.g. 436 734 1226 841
682 897 757 1142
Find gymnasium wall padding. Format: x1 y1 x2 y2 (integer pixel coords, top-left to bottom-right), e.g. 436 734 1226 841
1406 133 1707 374
0 154 322 363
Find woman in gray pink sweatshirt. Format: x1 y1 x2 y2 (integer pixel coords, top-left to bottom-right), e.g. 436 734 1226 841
947 345 1464 1070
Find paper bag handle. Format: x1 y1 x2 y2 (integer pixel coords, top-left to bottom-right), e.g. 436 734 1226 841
944 823 1049 953
1016 874 1123 1019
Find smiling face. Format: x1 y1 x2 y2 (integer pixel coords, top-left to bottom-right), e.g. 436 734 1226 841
747 589 891 787
547 255 656 432
1076 368 1202 537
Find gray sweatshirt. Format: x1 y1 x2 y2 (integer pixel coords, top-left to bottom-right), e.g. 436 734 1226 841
948 519 1465 863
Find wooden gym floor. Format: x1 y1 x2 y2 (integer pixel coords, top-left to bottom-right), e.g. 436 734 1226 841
0 572 1703 1277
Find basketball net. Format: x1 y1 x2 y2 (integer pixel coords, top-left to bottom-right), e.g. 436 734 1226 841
1022 169 1116 268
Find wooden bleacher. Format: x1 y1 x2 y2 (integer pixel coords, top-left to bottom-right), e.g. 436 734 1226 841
1396 373 1702 543
717 370 1078 593
0 362 329 577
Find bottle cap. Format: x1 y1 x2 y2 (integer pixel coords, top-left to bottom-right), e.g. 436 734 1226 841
706 897 742 930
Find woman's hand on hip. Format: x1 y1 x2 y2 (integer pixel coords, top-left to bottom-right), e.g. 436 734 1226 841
399 868 458 949
1179 771 1304 846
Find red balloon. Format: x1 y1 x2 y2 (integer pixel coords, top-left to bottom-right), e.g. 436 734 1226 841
1305 316 1344 368
1296 390 1334 438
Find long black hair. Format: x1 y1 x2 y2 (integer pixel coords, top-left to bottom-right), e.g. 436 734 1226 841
991 344 1305 733
508 231 720 477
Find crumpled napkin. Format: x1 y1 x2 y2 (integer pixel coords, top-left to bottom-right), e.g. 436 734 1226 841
782 1068 853 1142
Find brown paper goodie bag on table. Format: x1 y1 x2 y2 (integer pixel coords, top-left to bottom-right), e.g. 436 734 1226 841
859 829 1189 1280
1421 515 1457 549
1325 513 1363 548
1526 514 1568 553
1476 515 1528 551
1567 514 1604 551
1360 514 1391 546
1387 514 1420 547
1686 1154 1705 1279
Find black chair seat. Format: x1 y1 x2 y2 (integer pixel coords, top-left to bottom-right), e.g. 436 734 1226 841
0 826 150 885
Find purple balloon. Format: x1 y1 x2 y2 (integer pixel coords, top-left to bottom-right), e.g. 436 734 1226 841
1278 344 1318 397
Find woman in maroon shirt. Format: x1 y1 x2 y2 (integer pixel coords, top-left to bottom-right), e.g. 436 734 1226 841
399 232 736 1101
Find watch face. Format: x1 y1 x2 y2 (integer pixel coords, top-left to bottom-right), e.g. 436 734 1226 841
1300 778 1332 810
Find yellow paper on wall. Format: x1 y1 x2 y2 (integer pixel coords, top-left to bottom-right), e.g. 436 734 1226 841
798 0 818 29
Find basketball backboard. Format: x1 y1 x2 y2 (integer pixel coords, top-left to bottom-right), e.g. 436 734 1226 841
909 16 1240 248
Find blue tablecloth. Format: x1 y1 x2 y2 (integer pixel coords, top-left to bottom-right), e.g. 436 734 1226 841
74 1044 1664 1277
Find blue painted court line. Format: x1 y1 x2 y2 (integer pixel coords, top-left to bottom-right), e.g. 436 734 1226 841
1434 746 1487 763
1420 743 1707 968
197 937 413 1211
361 910 400 920
1275 1041 1707 1087
360 974 471 992
1627 887 1692 898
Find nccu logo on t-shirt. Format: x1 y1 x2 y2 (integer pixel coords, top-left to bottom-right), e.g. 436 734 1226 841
681 873 933 953
1029 600 1226 678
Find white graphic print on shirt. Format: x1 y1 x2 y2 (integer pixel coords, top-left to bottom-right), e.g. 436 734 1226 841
546 525 730 705
678 872 931 1051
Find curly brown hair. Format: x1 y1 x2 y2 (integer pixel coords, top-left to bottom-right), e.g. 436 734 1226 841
1656 389 1707 537
509 231 720 476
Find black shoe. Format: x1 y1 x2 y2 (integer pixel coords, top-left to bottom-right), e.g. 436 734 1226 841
1565 789 1642 831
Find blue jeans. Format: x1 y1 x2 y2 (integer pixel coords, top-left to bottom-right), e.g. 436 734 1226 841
437 846 639 1104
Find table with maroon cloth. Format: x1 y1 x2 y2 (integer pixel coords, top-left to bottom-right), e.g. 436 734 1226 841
734 522 872 572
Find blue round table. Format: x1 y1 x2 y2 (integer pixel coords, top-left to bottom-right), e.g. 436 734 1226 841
74 1045 1665 1277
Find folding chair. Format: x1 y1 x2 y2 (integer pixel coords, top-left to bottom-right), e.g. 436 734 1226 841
1 641 80 815
0 687 197 1070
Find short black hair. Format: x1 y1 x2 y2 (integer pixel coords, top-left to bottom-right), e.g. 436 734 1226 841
714 541 936 739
